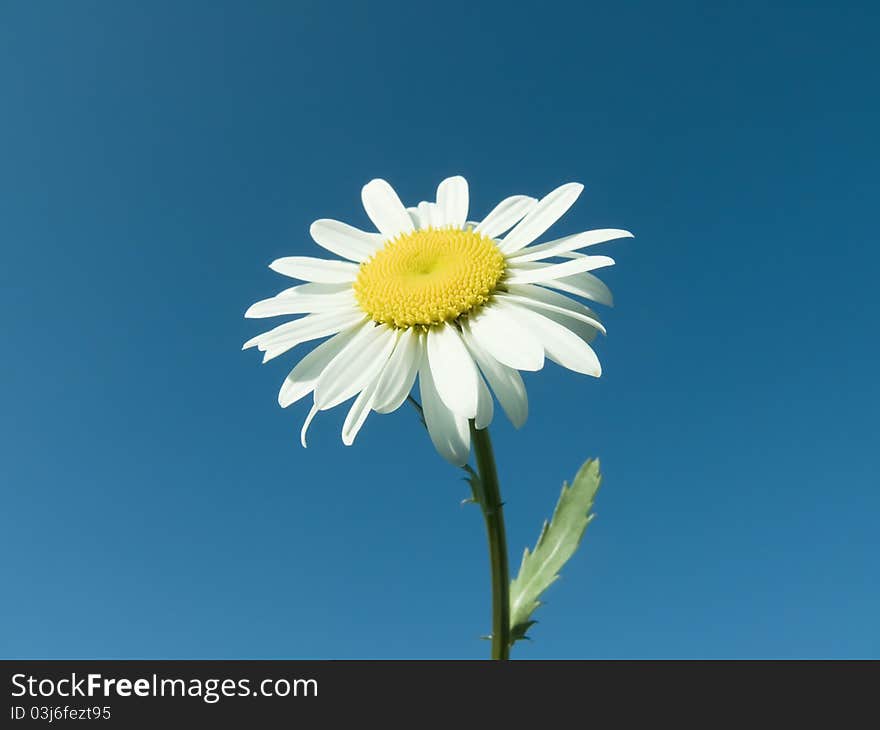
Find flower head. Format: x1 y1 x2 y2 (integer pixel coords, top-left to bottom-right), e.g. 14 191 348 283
244 176 631 465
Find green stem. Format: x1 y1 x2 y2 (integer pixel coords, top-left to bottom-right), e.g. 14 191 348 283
471 423 510 660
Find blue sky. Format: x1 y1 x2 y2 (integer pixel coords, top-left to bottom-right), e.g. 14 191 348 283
1 1 877 659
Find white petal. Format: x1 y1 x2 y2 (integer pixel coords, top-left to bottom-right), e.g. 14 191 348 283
497 291 605 334
342 378 380 446
474 195 537 239
435 176 469 228
419 359 470 466
504 283 603 341
537 272 614 306
269 256 359 283
309 219 383 262
418 200 438 229
373 328 422 414
243 308 366 363
506 283 601 319
508 229 633 263
245 289 356 318
461 328 528 429
506 255 615 284
426 323 479 418
361 179 414 239
498 183 583 254
272 282 351 298
464 303 544 371
525 304 599 343
504 303 602 376
406 206 422 229
300 402 320 448
474 371 494 430
251 309 362 349
278 325 362 407
313 324 397 410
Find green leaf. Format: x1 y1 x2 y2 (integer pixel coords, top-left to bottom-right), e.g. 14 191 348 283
509 458 602 644
461 464 485 506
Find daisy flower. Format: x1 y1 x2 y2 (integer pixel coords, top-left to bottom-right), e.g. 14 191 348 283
244 176 631 465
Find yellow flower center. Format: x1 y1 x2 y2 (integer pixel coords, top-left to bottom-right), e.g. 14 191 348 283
354 226 506 329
